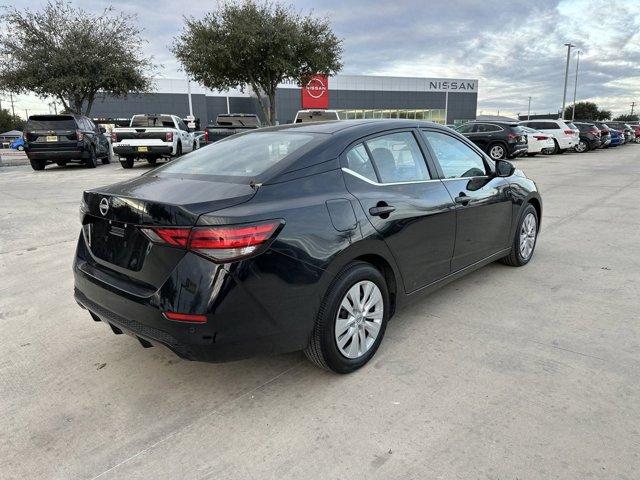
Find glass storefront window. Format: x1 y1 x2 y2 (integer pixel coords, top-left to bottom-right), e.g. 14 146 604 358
335 109 446 124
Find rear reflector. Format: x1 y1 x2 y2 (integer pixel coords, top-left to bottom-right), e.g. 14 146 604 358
163 311 207 323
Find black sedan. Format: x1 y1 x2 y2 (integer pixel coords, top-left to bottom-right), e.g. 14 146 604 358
74 120 542 373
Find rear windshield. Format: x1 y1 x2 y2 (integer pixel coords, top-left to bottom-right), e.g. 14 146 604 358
215 115 260 127
295 111 339 123
508 125 526 134
157 131 319 178
27 116 77 130
130 115 175 128
566 123 578 129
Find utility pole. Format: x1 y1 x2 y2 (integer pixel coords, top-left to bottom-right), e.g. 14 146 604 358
571 50 581 121
631 102 636 116
9 92 16 122
561 43 575 120
527 96 532 120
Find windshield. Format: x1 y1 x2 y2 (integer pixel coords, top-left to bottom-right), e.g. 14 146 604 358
131 115 175 128
27 116 77 130
157 131 319 178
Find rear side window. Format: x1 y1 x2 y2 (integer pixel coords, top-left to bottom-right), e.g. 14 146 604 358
456 123 476 133
509 125 526 134
27 116 77 130
365 132 430 183
421 130 487 179
158 131 318 178
476 124 502 133
345 144 377 182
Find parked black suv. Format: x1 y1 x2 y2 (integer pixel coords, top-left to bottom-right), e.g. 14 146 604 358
24 114 111 171
456 121 528 160
572 122 602 152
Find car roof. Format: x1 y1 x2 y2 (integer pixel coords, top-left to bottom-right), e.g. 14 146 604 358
264 119 450 135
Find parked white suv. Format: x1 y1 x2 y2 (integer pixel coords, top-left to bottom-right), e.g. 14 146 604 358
519 119 579 154
112 114 196 168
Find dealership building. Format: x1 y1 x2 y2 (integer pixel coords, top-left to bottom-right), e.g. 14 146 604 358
90 75 478 126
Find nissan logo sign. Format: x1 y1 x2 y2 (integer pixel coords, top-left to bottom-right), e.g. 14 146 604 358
99 198 109 216
306 77 326 99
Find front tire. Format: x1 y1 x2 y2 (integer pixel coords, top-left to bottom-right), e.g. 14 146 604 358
304 262 389 373
500 204 539 267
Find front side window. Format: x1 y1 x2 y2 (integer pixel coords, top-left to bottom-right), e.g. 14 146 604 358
421 130 487 179
345 143 377 182
365 132 430 183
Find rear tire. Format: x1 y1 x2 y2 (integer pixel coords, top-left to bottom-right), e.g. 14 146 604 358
487 142 507 160
120 156 134 169
29 159 46 171
85 147 97 168
17 145 24 151
551 139 560 154
55 161 67 167
175 142 182 157
500 204 539 267
146 157 157 166
574 139 589 153
304 261 389 373
101 148 112 165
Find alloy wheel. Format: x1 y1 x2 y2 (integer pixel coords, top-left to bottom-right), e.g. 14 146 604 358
334 281 384 359
489 145 505 159
519 212 537 260
575 140 587 153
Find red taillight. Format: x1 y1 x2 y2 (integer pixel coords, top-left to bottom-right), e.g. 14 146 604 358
163 311 207 323
533 135 547 140
140 221 282 262
166 132 173 142
141 227 190 247
564 129 574 135
204 130 209 143
111 132 117 142
76 129 84 141
23 130 28 140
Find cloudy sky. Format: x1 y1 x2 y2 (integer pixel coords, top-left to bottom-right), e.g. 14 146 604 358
3 0 640 118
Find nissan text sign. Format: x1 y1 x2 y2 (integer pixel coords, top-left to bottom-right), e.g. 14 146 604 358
301 74 329 109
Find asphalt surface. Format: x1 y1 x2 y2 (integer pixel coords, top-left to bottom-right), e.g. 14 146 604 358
1 147 639 479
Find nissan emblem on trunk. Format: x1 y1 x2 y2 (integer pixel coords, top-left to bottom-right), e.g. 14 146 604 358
99 198 109 216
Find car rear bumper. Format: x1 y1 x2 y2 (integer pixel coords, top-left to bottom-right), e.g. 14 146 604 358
113 145 173 156
26 149 85 161
73 233 321 362
508 144 528 157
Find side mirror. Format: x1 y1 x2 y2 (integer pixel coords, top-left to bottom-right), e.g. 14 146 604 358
99 127 106 134
495 159 515 177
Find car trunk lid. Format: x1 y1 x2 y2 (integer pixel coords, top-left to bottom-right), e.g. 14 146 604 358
82 174 257 288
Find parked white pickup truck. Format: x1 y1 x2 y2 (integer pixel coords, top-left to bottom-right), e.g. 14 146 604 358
111 114 196 168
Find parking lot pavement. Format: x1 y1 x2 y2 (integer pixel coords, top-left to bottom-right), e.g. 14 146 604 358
1 148 639 480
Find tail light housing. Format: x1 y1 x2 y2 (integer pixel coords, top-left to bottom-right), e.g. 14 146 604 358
76 129 84 141
140 220 283 263
23 130 28 140
204 130 209 143
110 131 118 142
165 132 173 142
564 129 575 135
533 135 548 140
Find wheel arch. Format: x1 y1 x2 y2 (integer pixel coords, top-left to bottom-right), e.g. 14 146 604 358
524 194 543 230
322 239 404 319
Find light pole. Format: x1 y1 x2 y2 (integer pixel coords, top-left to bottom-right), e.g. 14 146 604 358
561 43 575 120
527 96 532 120
571 50 581 121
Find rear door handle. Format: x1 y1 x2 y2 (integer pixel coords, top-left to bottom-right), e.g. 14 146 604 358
369 205 396 216
455 194 471 205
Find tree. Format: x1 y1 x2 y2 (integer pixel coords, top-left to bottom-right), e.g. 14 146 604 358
613 113 639 122
564 102 611 121
0 1 155 115
172 0 343 125
0 108 24 133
